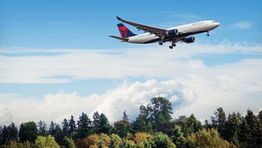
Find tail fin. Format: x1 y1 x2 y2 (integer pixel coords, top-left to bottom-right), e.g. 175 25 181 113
117 23 136 38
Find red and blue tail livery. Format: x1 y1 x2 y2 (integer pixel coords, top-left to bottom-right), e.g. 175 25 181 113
117 23 136 38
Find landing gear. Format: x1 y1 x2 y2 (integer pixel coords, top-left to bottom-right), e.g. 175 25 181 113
169 42 176 49
159 41 163 45
207 31 210 36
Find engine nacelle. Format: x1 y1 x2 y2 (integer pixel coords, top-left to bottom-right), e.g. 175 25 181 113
166 29 178 36
183 36 195 43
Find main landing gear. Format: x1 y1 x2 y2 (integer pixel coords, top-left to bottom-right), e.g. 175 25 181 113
159 41 163 45
207 31 210 36
169 42 176 49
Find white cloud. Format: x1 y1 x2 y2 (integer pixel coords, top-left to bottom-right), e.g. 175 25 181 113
0 42 261 83
0 79 196 125
0 43 262 125
231 21 254 29
0 58 261 125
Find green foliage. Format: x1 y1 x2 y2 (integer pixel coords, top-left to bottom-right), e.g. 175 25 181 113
114 120 131 138
68 115 76 136
19 121 38 143
211 107 226 138
37 121 47 136
1 123 18 144
1 140 33 148
62 119 70 137
122 139 136 147
76 112 92 139
0 97 261 148
64 137 76 148
35 135 60 148
92 112 111 134
186 128 236 148
133 132 153 146
154 132 176 148
175 114 202 137
110 134 122 148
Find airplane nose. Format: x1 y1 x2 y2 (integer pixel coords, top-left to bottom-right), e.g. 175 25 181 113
214 22 220 27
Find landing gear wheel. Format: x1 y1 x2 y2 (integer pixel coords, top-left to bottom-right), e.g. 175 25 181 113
207 32 210 36
159 41 163 45
169 46 173 49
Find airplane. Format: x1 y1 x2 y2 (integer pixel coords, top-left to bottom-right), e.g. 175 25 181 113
110 16 220 49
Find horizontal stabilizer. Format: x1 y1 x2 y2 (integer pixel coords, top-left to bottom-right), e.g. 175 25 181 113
109 35 128 41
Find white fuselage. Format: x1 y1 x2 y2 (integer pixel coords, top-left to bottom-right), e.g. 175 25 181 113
127 20 220 44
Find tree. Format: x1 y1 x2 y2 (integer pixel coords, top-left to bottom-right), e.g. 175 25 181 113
238 117 252 148
19 121 38 142
1 123 18 143
37 120 47 136
211 107 226 138
150 97 173 128
224 112 241 146
68 115 76 136
122 110 128 122
64 137 76 148
62 119 70 137
175 114 202 137
92 112 111 134
186 128 235 148
154 132 176 148
110 134 122 148
133 132 153 147
77 112 92 139
35 135 60 148
114 120 131 138
245 110 260 147
132 106 153 133
53 125 64 145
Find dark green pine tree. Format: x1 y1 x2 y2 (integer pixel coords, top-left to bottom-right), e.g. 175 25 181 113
62 118 70 137
123 110 129 122
68 115 76 136
224 112 241 146
1 123 18 143
49 121 56 135
77 112 92 139
245 110 259 147
257 111 262 147
238 117 252 148
211 107 226 138
37 120 47 136
92 112 111 134
19 121 38 142
53 124 64 145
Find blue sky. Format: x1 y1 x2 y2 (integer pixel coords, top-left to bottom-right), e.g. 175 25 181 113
0 0 262 124
1 0 261 49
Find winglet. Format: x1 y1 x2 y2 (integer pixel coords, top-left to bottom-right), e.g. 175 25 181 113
116 16 122 21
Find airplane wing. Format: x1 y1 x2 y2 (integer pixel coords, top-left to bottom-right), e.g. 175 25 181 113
116 16 167 38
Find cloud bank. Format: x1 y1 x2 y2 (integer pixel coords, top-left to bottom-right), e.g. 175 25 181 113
0 42 262 125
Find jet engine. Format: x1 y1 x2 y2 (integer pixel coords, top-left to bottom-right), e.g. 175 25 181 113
183 36 195 43
166 29 178 36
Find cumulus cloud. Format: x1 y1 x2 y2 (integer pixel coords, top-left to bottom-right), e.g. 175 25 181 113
0 43 262 125
0 79 196 125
